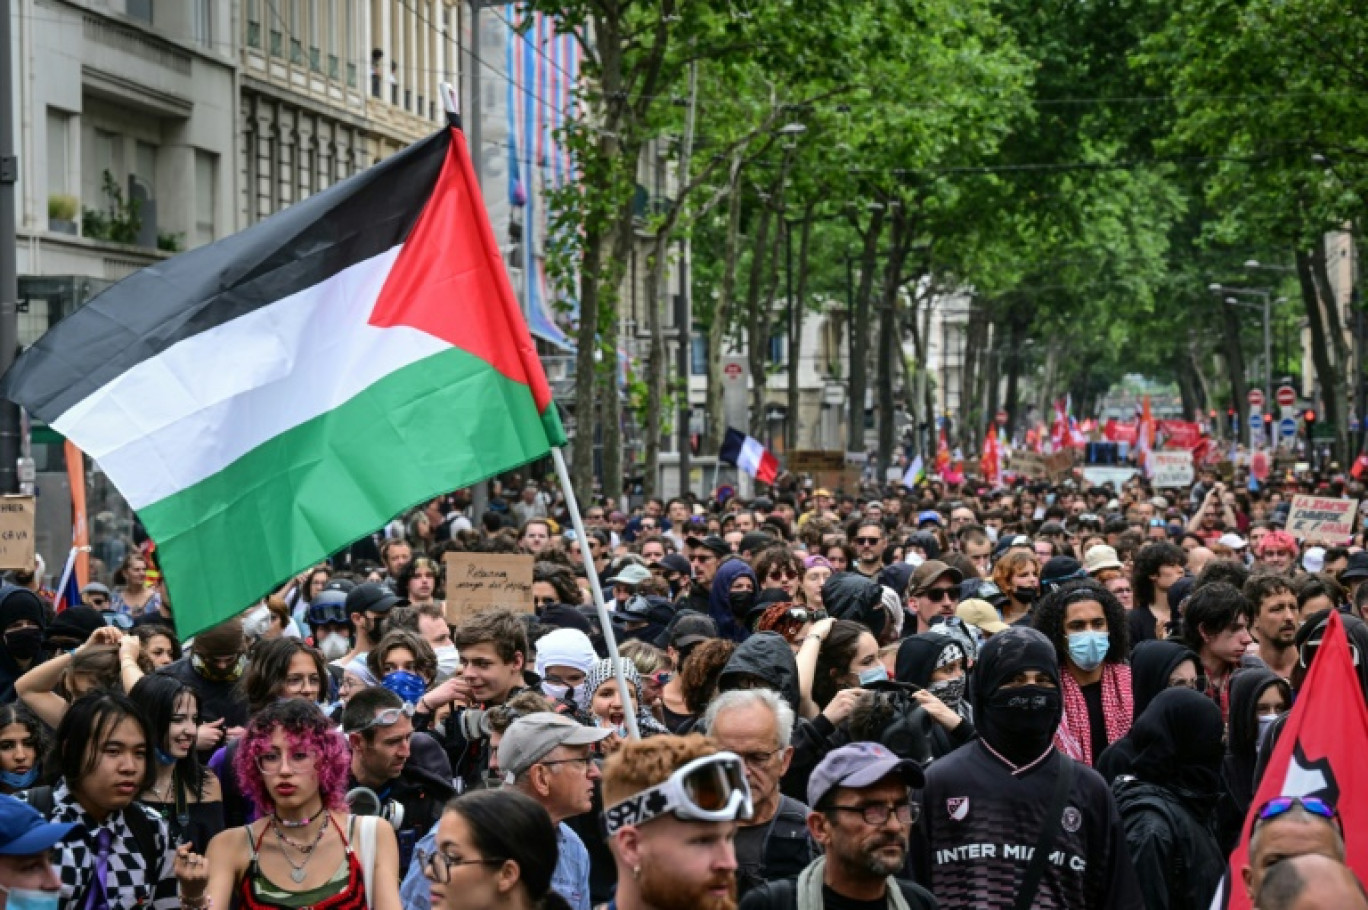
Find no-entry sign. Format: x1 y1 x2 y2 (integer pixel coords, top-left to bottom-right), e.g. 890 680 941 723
1248 388 1265 408
1277 386 1296 408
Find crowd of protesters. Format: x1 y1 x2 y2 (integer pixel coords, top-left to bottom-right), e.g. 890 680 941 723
0 464 1366 910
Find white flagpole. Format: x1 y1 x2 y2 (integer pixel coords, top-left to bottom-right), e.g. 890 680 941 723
53 545 79 610
551 448 641 739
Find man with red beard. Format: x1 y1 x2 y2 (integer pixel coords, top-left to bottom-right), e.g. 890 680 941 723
602 735 749 910
740 741 937 909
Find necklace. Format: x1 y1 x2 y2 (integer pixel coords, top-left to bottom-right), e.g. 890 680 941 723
273 804 322 829
151 773 175 804
271 815 328 884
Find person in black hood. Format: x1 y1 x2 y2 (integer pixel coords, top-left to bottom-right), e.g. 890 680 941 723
913 626 1143 910
1112 687 1227 910
1128 639 1201 718
0 585 48 704
821 572 888 640
1217 668 1290 851
709 557 759 642
894 633 977 757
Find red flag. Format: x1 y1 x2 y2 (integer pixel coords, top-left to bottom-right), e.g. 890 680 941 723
1211 610 1368 908
935 425 951 474
981 425 1001 486
1352 453 1368 481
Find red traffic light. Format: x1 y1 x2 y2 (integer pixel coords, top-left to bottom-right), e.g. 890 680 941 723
1263 413 1273 424
1227 408 1236 417
1305 410 1317 422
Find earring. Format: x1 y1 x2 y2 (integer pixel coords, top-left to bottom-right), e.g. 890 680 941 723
632 866 641 880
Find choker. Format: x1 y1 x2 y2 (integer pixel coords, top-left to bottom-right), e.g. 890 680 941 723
272 807 323 829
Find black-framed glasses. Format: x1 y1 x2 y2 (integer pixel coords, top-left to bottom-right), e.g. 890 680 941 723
768 567 799 581
418 847 505 884
922 587 957 603
538 756 596 772
826 801 919 826
1255 796 1341 831
855 536 883 546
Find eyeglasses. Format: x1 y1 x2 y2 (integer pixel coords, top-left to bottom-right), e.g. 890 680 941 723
855 537 883 546
768 567 798 581
418 847 504 884
256 748 317 775
86 595 110 607
737 747 783 768
538 756 596 772
604 751 753 835
647 671 673 686
922 587 956 603
1255 796 1341 831
826 801 919 827
343 703 416 734
784 608 827 624
284 674 322 692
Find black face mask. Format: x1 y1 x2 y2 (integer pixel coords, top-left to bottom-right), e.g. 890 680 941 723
3 628 42 662
728 590 756 619
1013 586 1040 604
980 684 1061 764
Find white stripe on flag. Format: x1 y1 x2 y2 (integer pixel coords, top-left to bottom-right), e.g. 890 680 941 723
738 436 766 477
53 247 449 509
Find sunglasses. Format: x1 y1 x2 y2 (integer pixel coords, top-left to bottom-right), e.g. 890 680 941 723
784 607 827 624
855 536 883 546
1255 796 1341 830
921 587 957 603
768 567 798 581
86 595 110 607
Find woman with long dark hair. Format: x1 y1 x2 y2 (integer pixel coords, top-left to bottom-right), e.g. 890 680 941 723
132 673 225 852
424 789 570 910
0 702 45 793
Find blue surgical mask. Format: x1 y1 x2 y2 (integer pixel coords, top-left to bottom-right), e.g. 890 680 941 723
0 885 59 910
1067 631 1110 672
0 766 39 789
858 665 890 686
155 748 178 767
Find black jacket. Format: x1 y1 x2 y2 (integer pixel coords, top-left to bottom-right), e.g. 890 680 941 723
740 870 937 910
782 714 849 803
735 795 814 898
1112 778 1225 910
912 744 1143 910
718 632 802 713
1218 669 1287 851
349 731 453 874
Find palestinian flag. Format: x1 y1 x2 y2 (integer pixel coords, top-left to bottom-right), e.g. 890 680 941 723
0 121 565 638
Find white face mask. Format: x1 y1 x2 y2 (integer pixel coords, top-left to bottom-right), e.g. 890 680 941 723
317 631 350 661
434 645 461 683
542 681 569 701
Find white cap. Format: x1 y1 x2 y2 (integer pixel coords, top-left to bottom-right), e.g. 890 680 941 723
1217 533 1248 551
1303 547 1326 574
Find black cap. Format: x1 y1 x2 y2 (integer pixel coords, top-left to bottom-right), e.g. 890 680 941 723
345 582 400 616
685 535 730 557
540 603 594 634
1342 551 1368 581
1040 556 1086 592
657 611 718 649
738 532 775 555
656 553 692 575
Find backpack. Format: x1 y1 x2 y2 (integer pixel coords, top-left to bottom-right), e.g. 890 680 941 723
21 786 163 888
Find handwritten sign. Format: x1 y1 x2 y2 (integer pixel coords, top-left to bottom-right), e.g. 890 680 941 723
1286 496 1359 544
1150 451 1194 489
1045 451 1076 482
442 553 535 623
1011 452 1047 479
0 496 34 570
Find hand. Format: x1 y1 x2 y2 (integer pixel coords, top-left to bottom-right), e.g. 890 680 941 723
119 634 142 664
223 725 246 743
599 730 624 754
173 843 209 898
911 688 963 730
82 626 124 651
195 718 225 751
807 617 836 643
821 687 864 726
424 676 472 710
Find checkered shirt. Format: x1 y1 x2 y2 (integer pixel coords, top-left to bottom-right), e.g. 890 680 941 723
48 783 179 910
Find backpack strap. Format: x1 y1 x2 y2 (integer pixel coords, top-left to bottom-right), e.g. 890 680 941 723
1011 756 1075 910
18 785 53 817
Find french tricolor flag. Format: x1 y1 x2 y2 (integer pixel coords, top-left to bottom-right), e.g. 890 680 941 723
720 427 779 484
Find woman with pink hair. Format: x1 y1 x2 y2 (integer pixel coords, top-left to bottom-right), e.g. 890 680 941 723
190 699 402 910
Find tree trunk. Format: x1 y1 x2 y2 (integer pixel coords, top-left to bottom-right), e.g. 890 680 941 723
786 206 814 451
704 155 745 456
642 229 669 500
1220 294 1251 445
876 209 912 476
1174 349 1199 421
847 209 886 453
960 301 987 449
744 192 777 439
1310 238 1350 462
1297 247 1342 461
572 219 606 495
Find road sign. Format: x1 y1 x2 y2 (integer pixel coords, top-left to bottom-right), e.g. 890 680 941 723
1277 385 1296 408
995 410 1008 424
1248 388 1265 408
1249 413 1264 431
1279 418 1297 438
723 363 743 380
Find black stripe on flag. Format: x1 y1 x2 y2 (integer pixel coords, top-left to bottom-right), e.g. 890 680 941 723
0 129 452 423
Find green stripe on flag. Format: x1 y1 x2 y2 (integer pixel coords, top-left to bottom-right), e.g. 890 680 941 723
140 346 556 638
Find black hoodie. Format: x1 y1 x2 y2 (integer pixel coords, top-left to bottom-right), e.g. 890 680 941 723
1128 640 1200 719
894 634 977 758
0 585 47 704
821 572 887 639
1218 668 1289 850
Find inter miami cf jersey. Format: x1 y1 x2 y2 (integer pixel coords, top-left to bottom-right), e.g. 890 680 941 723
911 742 1143 910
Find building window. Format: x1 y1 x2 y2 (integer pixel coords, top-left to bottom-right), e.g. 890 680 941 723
135 141 158 198
45 109 70 198
246 0 260 47
192 0 212 47
126 0 152 25
194 151 216 246
87 128 124 208
691 332 708 376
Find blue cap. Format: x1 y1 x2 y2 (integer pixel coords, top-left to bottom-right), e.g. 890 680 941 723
807 741 924 808
917 511 944 527
0 794 78 855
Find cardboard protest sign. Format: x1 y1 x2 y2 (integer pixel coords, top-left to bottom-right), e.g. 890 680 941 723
443 553 535 623
1285 496 1359 544
1150 450 1194 489
0 496 35 570
1045 451 1075 482
1011 453 1047 479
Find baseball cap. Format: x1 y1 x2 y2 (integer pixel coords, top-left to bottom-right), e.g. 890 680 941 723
345 582 400 616
909 560 963 595
1217 533 1248 551
606 564 652 587
656 553 692 576
685 535 731 557
738 532 776 555
498 713 611 781
955 598 1008 635
1040 557 1087 592
807 741 925 808
660 612 718 649
0 793 78 855
917 510 944 527
81 582 111 598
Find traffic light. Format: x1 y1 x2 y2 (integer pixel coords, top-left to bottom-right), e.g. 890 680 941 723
1263 413 1273 424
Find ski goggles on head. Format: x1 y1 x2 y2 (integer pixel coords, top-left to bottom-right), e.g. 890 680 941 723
604 751 753 835
343 702 416 734
1255 796 1341 831
1297 634 1361 669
